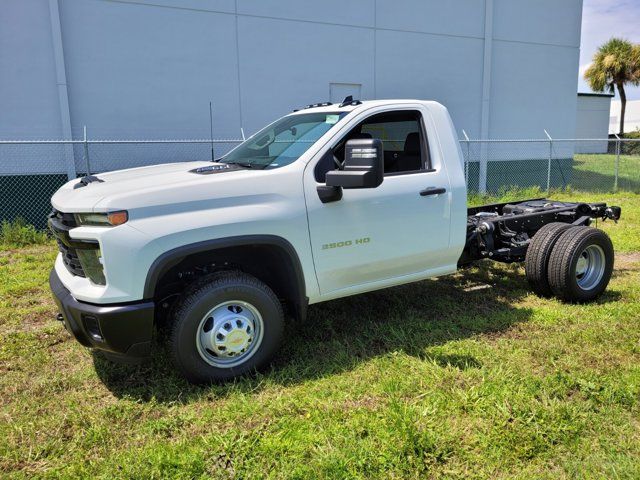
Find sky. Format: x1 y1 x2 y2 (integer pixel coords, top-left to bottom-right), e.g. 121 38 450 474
578 0 640 100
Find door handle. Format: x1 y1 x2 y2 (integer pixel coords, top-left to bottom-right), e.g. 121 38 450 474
419 187 446 196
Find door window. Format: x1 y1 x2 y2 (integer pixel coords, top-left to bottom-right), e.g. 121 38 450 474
315 110 429 182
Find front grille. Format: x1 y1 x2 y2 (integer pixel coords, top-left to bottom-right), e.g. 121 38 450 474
49 210 86 278
56 238 86 277
49 209 76 228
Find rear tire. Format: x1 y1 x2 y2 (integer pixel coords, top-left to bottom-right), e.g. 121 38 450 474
525 222 573 297
169 271 284 383
547 226 614 303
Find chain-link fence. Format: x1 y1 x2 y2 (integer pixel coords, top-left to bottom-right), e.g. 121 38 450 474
0 139 242 227
1 136 639 228
460 137 640 198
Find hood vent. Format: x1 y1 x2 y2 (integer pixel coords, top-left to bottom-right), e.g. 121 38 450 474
190 163 240 175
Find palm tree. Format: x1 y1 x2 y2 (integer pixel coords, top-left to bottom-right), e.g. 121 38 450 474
584 38 640 135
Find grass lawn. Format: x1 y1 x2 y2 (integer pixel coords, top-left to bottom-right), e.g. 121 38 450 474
1 192 639 479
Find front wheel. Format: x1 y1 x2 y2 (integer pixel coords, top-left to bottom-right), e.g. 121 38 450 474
169 272 284 383
547 226 614 303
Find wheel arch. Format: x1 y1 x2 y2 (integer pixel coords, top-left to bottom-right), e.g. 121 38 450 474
144 235 308 321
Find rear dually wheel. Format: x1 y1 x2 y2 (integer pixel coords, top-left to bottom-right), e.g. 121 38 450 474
547 226 614 303
525 222 573 297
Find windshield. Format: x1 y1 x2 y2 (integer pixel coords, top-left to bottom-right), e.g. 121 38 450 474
220 112 347 169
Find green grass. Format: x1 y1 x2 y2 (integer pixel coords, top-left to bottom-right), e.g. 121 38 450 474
1 192 639 478
467 186 548 207
0 218 49 248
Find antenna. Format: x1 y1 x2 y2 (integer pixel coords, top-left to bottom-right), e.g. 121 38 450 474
339 95 353 107
339 95 362 108
209 101 214 161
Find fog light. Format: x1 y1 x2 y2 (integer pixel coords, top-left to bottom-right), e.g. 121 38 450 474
83 315 103 341
76 249 106 285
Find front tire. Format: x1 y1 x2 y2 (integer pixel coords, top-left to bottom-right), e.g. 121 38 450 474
547 226 614 303
169 271 284 383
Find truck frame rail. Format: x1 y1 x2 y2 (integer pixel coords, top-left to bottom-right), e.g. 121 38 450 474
460 198 621 264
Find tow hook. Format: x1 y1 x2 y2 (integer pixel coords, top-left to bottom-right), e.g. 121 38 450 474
56 313 64 322
604 206 621 223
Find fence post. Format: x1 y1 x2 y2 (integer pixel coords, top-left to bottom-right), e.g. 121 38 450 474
83 125 91 176
462 129 470 187
62 141 76 181
614 134 621 192
544 129 552 195
478 140 488 194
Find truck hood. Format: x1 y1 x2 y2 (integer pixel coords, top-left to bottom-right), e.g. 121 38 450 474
51 161 254 212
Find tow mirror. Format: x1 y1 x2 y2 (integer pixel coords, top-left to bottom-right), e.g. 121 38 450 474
325 138 384 189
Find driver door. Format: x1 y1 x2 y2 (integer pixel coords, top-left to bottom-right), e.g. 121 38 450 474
303 106 453 298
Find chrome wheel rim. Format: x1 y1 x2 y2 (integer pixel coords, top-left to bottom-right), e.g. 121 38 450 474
196 300 264 368
575 244 606 291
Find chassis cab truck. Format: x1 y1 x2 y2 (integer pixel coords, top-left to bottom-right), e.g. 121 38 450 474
49 99 621 383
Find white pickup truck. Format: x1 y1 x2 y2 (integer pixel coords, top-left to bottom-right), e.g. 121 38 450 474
49 98 621 383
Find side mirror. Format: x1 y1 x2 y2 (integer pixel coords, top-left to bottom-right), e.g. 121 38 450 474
325 138 384 189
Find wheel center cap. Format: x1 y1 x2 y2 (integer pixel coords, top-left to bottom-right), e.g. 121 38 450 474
576 256 588 275
197 301 263 366
224 329 250 353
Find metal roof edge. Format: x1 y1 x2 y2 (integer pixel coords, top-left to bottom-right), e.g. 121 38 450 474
577 92 615 98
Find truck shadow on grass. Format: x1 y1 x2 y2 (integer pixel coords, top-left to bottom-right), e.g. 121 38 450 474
92 261 619 402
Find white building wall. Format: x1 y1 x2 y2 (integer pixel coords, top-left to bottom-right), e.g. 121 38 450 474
575 93 612 153
1 0 584 169
490 0 582 140
0 0 66 139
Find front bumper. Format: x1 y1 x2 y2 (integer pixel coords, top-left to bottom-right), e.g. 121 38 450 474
49 268 154 362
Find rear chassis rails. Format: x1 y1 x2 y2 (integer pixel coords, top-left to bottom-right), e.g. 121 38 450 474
460 199 621 265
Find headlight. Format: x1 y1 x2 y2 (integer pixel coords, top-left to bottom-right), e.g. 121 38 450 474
74 211 128 226
76 248 106 285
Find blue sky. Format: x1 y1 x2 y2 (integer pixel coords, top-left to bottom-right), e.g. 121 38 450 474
578 0 640 100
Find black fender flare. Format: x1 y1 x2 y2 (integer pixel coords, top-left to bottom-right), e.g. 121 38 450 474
143 235 308 321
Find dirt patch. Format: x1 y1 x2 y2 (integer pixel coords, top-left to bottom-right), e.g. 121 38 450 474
616 252 640 267
611 252 640 280
0 244 54 257
341 395 383 411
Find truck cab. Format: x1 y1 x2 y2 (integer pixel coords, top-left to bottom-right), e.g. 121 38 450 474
49 99 619 383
